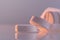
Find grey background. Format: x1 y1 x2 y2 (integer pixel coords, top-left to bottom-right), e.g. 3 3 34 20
0 0 60 24
0 0 60 40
